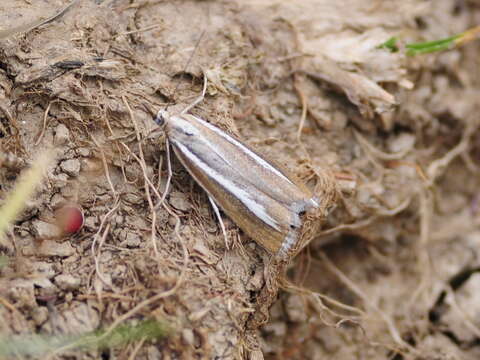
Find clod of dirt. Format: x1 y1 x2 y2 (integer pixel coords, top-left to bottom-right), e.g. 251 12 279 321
59 159 81 177
31 220 61 239
55 274 81 291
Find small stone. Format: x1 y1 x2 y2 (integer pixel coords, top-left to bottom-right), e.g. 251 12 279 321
32 220 61 238
168 215 177 227
32 261 56 279
32 277 57 294
7 279 36 309
54 123 70 145
182 328 195 346
60 159 81 177
32 306 49 326
50 194 65 208
147 346 162 360
388 133 415 153
84 216 97 229
114 215 125 225
124 232 141 248
55 274 81 290
51 173 69 188
38 240 76 257
76 147 90 157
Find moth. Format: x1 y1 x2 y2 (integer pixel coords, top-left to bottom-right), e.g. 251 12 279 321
154 75 323 260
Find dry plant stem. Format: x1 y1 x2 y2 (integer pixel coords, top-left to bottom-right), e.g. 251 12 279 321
445 286 480 338
121 139 178 240
294 75 308 142
103 225 188 337
116 23 162 37
91 204 120 293
35 101 53 146
285 18 310 145
409 122 476 309
288 285 366 328
319 252 417 354
155 138 173 211
0 148 55 248
406 188 433 309
310 295 359 328
120 142 160 259
90 135 118 198
286 281 366 318
295 249 312 287
426 121 476 185
128 337 146 360
87 97 190 348
89 134 122 294
461 151 480 173
122 96 160 262
354 131 412 161
315 196 411 237
387 160 428 182
52 223 187 357
0 296 19 314
0 0 79 39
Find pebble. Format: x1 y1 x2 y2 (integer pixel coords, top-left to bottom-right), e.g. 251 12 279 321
124 232 141 248
50 194 66 208
54 123 70 145
182 328 195 346
32 261 56 279
31 306 49 326
55 274 81 290
32 220 61 238
38 240 76 257
60 159 81 177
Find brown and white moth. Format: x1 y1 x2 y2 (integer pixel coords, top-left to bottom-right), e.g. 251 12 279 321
154 76 324 261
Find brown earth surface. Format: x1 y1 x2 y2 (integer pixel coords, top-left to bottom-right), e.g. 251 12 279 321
1 0 480 359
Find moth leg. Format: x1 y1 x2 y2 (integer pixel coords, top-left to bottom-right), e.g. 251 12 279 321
181 71 208 115
208 194 229 250
156 138 173 209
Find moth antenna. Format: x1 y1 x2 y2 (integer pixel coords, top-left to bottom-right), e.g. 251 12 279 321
181 71 207 115
166 29 207 112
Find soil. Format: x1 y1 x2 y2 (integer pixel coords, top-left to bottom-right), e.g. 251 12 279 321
1 0 480 359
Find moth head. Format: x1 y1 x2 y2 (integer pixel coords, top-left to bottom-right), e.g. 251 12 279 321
154 109 169 128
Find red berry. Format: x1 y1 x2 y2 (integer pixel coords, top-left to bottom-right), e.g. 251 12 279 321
57 205 84 234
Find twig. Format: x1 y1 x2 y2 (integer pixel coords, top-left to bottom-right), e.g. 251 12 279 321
0 0 79 40
318 251 417 354
35 101 53 146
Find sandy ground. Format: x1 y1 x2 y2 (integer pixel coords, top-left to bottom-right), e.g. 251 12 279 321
1 0 480 359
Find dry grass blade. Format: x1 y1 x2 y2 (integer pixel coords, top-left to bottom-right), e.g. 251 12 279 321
0 0 79 40
0 148 56 249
